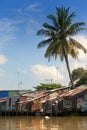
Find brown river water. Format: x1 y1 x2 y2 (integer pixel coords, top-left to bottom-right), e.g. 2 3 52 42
0 116 87 130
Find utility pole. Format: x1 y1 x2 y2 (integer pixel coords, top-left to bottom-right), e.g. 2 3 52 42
45 79 53 84
50 79 53 84
17 71 20 90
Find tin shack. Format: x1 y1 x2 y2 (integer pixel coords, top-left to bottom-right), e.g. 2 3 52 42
17 86 70 115
63 85 87 112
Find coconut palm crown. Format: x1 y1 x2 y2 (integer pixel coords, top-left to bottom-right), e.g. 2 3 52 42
37 7 87 89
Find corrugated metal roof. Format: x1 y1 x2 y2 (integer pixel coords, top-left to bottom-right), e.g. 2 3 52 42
22 90 45 97
63 85 87 98
0 97 7 103
18 86 70 104
45 86 70 93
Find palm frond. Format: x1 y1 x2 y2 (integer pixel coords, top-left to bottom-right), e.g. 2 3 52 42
43 23 57 31
67 12 76 21
47 14 59 29
37 38 52 48
44 40 57 58
64 12 76 29
67 22 86 35
56 7 71 29
70 47 79 59
69 38 87 53
45 39 65 60
37 29 49 36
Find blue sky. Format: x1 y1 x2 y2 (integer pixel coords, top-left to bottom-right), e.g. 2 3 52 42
0 0 87 90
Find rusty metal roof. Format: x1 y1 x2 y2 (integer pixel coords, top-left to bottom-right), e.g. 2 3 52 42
18 86 70 104
0 97 7 103
63 85 87 98
45 86 70 93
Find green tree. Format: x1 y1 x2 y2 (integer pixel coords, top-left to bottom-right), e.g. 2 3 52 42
34 83 62 90
72 67 85 81
37 7 87 89
75 71 87 87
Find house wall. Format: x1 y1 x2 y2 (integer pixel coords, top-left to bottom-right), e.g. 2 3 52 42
63 91 87 112
0 98 9 111
19 90 31 94
0 102 6 111
76 93 87 112
8 90 19 96
63 98 72 110
72 98 77 109
6 97 10 111
0 91 8 98
10 96 20 110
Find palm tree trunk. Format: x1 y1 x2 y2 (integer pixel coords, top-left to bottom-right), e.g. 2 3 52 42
63 48 74 89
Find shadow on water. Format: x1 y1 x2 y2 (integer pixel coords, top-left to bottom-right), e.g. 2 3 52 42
0 116 87 130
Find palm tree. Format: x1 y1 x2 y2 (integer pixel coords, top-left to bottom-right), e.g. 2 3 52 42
37 7 87 89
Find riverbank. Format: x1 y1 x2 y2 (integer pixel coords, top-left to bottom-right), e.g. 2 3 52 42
0 85 87 116
0 110 87 117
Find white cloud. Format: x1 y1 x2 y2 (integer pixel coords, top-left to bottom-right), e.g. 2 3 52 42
0 18 23 48
30 64 64 83
0 18 18 33
78 50 87 60
73 35 87 47
0 54 8 65
73 35 87 60
0 19 23 30
17 3 40 17
26 3 40 12
67 35 87 71
71 61 86 70
0 19 16 47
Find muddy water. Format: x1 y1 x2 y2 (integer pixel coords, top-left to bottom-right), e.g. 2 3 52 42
0 116 87 130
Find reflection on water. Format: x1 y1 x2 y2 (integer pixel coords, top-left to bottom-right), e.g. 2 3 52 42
0 116 87 130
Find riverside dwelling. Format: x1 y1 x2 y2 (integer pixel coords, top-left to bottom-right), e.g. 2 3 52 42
17 86 70 115
0 87 71 116
18 90 49 113
63 85 87 112
0 90 30 113
40 86 70 115
0 91 20 112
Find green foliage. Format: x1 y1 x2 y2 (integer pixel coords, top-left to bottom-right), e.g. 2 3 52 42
37 7 86 61
37 6 87 89
33 83 62 90
72 67 85 81
75 71 87 87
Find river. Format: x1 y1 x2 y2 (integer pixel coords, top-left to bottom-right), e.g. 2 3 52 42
0 116 87 130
